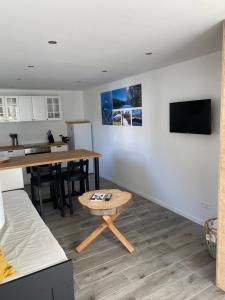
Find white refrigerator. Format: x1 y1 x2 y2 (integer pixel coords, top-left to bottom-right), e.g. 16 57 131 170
67 122 94 172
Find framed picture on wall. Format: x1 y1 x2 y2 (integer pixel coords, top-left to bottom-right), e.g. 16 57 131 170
122 110 131 126
113 111 122 125
132 109 142 126
101 91 113 125
127 84 142 108
101 84 142 126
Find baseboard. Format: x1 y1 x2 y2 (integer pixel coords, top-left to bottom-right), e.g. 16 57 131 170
102 175 204 226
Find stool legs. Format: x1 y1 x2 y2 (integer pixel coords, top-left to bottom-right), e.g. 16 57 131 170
75 213 134 253
102 216 134 253
67 181 74 215
37 185 44 219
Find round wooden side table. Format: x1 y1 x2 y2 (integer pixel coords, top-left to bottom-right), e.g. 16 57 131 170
76 189 134 253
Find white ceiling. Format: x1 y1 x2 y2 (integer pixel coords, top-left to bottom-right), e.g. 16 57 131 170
0 0 224 90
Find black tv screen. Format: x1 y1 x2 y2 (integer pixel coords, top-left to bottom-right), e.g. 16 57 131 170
170 99 211 134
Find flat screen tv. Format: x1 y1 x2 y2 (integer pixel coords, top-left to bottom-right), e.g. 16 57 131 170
170 99 211 134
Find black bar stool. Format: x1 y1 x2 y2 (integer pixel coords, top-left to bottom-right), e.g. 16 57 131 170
30 165 59 219
62 160 89 214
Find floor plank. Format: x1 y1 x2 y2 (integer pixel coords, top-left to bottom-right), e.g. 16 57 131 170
25 175 223 300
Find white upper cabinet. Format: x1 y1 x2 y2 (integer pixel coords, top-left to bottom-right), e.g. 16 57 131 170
46 96 62 120
5 96 20 121
19 96 33 121
0 97 6 122
32 96 47 121
0 95 62 122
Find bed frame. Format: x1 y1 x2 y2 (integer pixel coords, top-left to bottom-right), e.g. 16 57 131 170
0 259 74 300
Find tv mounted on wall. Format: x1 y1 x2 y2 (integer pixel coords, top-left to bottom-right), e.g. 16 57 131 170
170 99 211 135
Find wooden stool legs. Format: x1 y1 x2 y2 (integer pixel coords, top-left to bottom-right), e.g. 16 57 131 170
76 213 134 253
102 216 134 253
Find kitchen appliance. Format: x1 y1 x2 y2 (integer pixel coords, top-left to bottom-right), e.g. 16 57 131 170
59 135 70 143
9 133 18 146
25 146 51 156
47 130 54 143
67 122 93 172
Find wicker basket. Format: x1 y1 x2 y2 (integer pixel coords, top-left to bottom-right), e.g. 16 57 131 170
204 218 217 259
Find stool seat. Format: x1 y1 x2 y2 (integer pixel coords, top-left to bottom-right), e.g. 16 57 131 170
31 174 56 186
63 171 86 181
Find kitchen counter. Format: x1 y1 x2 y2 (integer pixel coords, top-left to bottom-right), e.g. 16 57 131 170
0 142 67 152
0 149 101 170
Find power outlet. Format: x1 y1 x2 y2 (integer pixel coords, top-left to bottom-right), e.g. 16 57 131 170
201 202 211 209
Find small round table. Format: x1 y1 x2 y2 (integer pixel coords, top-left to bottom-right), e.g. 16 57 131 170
76 189 134 253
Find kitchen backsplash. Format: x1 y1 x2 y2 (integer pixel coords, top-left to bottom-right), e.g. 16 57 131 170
0 120 67 146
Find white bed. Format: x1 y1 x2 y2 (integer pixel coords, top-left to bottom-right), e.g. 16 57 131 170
0 189 67 283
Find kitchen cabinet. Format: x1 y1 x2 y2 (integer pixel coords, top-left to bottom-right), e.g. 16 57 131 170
0 95 62 123
19 96 33 121
6 149 25 157
51 144 68 168
5 96 20 121
50 144 68 153
0 149 25 191
32 96 47 121
0 97 6 122
46 96 62 120
0 169 24 192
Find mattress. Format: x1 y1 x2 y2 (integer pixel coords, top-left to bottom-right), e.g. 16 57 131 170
0 190 67 283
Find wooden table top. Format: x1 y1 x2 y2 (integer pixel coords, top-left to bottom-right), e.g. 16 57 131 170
0 149 101 171
78 189 132 216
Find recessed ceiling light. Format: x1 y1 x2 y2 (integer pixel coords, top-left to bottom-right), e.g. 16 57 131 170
17 78 21 80
48 40 57 44
145 52 152 56
27 65 34 68
102 70 108 73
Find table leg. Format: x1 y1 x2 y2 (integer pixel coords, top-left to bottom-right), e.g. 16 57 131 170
57 163 65 217
75 213 134 253
94 157 100 190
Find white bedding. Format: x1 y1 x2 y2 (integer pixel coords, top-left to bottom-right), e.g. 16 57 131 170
0 190 67 283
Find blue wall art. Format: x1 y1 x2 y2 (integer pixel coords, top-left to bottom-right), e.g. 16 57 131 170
101 84 142 126
101 91 113 125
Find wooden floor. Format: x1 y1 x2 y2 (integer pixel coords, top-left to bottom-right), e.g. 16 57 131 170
30 177 225 300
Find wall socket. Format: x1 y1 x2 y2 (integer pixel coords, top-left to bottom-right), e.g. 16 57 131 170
201 202 211 209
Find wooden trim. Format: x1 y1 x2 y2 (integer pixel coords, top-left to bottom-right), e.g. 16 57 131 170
217 20 225 291
65 120 90 124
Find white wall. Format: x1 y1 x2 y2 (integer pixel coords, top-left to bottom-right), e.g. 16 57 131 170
0 89 84 145
84 51 221 225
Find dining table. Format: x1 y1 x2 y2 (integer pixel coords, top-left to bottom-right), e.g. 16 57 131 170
0 149 101 216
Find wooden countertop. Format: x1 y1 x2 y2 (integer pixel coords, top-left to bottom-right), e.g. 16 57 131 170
65 120 90 124
0 149 101 171
0 142 67 152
